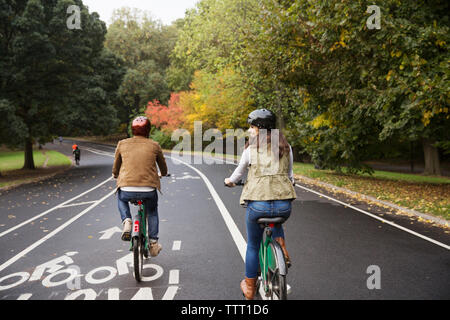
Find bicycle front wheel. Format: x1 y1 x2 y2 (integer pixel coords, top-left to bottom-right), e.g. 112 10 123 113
133 236 143 282
265 242 288 300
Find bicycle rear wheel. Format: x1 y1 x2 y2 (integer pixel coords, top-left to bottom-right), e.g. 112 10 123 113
133 236 143 282
265 242 288 300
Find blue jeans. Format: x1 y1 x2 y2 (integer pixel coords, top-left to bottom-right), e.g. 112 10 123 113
118 189 159 240
245 200 292 278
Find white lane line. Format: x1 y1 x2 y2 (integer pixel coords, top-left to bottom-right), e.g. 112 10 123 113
169 269 180 285
172 240 182 251
167 156 247 261
60 201 98 208
83 147 115 158
0 177 113 238
294 183 450 250
0 188 116 273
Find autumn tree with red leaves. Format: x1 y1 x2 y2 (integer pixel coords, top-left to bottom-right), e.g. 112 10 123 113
145 93 184 133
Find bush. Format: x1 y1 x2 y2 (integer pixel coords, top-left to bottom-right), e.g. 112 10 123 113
150 128 175 150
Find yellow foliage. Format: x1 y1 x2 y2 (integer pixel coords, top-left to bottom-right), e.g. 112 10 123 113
436 40 446 47
386 70 393 81
422 110 433 126
309 113 333 129
176 67 253 133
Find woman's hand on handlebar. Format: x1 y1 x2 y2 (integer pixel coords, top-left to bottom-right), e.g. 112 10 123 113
224 178 236 188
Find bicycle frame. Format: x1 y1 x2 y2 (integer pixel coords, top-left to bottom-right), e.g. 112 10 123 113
130 201 148 252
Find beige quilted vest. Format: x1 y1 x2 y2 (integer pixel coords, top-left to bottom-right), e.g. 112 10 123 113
239 145 296 205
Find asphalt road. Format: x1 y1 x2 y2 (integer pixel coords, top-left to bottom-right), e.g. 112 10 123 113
0 140 449 300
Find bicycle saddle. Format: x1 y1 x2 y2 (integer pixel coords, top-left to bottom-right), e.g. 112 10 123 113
257 217 286 225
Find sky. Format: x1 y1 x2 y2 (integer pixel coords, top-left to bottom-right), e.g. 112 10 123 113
82 0 200 25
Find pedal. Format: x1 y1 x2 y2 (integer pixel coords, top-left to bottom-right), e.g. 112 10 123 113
121 232 131 242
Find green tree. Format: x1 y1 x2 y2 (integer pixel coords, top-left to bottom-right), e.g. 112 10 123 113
105 7 177 126
169 0 260 90
242 0 449 174
0 0 122 169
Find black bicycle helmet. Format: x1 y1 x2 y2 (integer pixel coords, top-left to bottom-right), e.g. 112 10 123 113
247 109 276 130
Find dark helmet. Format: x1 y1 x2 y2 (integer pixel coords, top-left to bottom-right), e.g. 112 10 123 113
131 116 151 137
247 109 276 130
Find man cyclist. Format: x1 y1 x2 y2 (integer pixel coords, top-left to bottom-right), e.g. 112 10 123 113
112 116 168 257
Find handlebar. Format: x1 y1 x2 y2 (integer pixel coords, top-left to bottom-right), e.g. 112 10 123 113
224 180 245 187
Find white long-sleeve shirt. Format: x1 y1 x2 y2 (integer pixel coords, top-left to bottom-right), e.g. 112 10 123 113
228 146 294 184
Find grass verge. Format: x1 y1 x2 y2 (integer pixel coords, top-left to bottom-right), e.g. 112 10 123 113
0 150 71 189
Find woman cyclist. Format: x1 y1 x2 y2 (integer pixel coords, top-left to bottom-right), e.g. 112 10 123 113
224 109 296 300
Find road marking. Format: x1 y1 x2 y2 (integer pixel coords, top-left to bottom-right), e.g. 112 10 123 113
169 269 180 285
167 156 247 261
0 189 116 273
0 177 113 238
131 288 153 300
98 226 122 240
294 183 450 250
172 240 182 251
162 286 179 300
17 293 32 300
60 201 98 208
108 288 120 300
82 147 115 158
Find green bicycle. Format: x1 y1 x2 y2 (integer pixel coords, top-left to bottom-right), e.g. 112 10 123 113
256 216 288 300
128 174 171 282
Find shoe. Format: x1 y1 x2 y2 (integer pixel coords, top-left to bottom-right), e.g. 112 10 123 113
121 218 132 241
240 277 257 300
149 240 162 257
275 237 292 268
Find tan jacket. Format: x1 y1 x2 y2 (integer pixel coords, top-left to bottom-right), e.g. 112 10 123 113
240 146 296 205
112 136 168 191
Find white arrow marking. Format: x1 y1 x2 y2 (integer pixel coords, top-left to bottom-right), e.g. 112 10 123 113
116 253 133 276
176 175 200 180
99 227 122 240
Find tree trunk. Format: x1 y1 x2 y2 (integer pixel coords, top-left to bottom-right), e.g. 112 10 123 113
23 137 35 170
422 138 441 176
